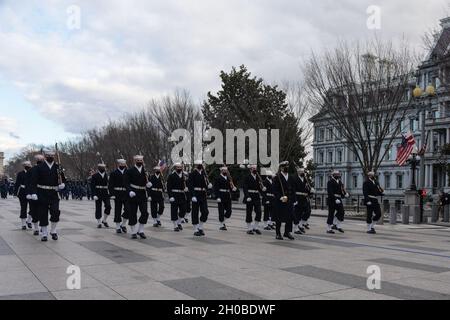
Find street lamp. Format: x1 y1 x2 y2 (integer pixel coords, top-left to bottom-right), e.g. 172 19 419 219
407 147 420 191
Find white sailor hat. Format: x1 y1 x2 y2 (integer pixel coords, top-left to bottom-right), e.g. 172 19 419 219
194 160 204 165
173 162 182 167
34 154 45 161
332 170 341 175
220 166 228 171
133 155 144 161
279 161 289 167
265 170 274 176
23 161 32 167
117 159 127 165
43 149 55 156
98 163 106 168
154 166 161 170
248 164 257 170
297 168 305 173
367 171 375 176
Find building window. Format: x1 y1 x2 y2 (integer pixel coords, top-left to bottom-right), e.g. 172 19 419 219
353 175 358 188
337 150 343 163
385 145 392 161
319 175 324 188
353 151 358 162
318 129 325 142
326 128 333 141
396 175 403 189
319 151 324 164
327 151 333 163
384 175 391 189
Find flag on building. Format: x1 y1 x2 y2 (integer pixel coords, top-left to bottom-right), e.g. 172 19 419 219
418 131 430 156
396 132 416 166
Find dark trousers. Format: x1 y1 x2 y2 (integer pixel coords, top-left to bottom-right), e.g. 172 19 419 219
19 197 28 219
263 202 272 222
170 201 186 221
151 199 165 219
294 202 310 225
128 200 149 226
29 200 39 223
327 201 345 225
366 201 382 224
246 200 262 223
218 200 232 222
38 200 60 227
113 197 128 223
192 198 209 225
95 198 111 220
274 204 293 236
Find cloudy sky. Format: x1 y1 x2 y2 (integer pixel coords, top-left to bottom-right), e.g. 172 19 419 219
0 0 448 160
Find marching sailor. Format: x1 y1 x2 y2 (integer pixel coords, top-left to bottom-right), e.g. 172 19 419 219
15 161 32 230
363 171 384 234
167 163 188 232
293 168 314 234
213 166 236 231
326 170 349 234
273 161 295 240
262 171 275 230
91 163 111 228
29 150 66 241
124 155 151 239
108 159 129 234
183 170 192 224
243 164 265 235
189 160 212 237
28 154 45 235
149 165 165 228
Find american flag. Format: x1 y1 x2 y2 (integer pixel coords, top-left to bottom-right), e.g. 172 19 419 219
396 133 416 166
418 131 430 156
158 159 167 172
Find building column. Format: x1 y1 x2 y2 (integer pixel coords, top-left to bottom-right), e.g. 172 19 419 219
430 130 434 152
430 165 434 189
447 128 450 145
424 165 429 188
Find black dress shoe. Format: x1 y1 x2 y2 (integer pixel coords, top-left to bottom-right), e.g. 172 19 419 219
131 234 138 239
153 223 159 228
327 230 335 234
27 222 32 229
276 234 284 240
41 236 48 242
116 229 122 234
183 218 188 224
178 224 183 231
198 229 205 236
284 233 295 240
337 228 345 233
263 226 272 231
298 227 306 234
97 224 102 229
174 227 180 232
102 221 109 228
33 231 39 236
50 233 58 241
254 229 262 235
194 231 202 237
367 229 376 234
294 230 303 235
21 226 27 230
304 224 310 230
137 232 147 239
219 226 227 231
331 225 338 230
247 230 254 235
157 221 162 226
121 226 127 233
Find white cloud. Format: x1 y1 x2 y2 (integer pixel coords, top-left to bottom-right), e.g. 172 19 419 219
0 116 26 154
0 0 448 134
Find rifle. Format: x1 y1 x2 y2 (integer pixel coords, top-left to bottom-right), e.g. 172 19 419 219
55 143 63 185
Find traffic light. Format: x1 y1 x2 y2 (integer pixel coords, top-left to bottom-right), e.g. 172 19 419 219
417 189 427 198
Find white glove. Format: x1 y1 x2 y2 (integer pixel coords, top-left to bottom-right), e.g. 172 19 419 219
169 197 175 203
94 196 99 201
310 188 316 194
148 196 152 201
294 202 298 206
146 182 152 188
266 201 270 204
208 183 213 189
247 197 252 203
345 193 350 198
262 187 267 192
58 183 65 190
367 201 372 206
184 187 189 192
192 197 198 203
217 198 222 203
129 191 136 198
26 195 31 200
335 199 341 205
31 194 38 201
110 196 116 200
232 187 237 192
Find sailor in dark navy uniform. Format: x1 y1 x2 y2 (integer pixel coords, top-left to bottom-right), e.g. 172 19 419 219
213 166 236 231
189 160 212 236
29 150 66 241
273 161 295 240
149 166 165 228
124 155 152 239
91 163 111 228
15 161 32 230
262 170 275 231
326 170 349 234
108 159 129 234
293 168 315 234
28 155 45 235
363 171 384 234
167 163 188 232
243 164 265 235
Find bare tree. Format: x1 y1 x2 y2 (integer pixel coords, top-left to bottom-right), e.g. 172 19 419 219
304 38 418 174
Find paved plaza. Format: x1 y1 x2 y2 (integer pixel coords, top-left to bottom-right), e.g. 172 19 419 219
0 197 450 300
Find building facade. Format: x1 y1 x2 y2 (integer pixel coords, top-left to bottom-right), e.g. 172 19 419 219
310 18 450 214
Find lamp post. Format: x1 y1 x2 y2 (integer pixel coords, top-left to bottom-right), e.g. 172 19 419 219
412 84 436 190
407 148 420 191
